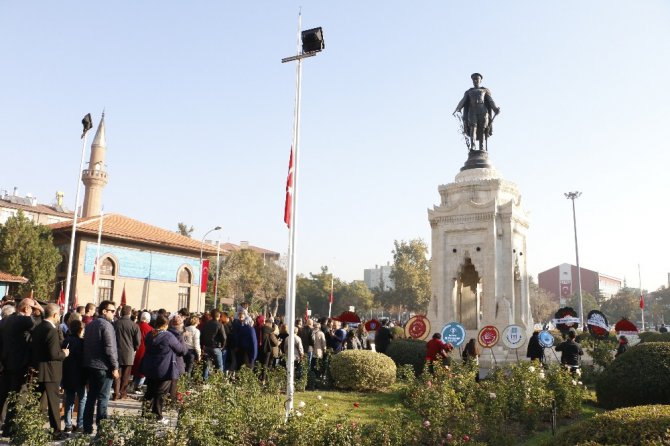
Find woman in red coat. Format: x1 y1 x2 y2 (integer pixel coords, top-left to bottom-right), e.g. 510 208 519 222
131 311 153 393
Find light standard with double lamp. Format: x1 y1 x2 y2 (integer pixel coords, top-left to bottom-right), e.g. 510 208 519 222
198 226 221 313
564 192 584 329
282 18 325 420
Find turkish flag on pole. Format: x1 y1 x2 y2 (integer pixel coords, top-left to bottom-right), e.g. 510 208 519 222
201 259 210 293
640 294 645 309
284 147 294 228
121 284 127 307
91 257 98 285
57 285 65 314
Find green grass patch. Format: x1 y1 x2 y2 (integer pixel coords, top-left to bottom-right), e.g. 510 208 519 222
294 384 416 425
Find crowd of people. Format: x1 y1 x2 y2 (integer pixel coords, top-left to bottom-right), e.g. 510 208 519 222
0 296 392 440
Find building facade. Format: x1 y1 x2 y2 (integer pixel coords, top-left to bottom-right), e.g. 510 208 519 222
363 264 394 291
538 263 622 305
0 190 72 225
50 214 220 312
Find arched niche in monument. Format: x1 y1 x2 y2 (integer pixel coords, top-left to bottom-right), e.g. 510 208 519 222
457 257 480 331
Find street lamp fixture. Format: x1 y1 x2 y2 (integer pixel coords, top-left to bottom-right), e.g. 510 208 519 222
198 226 221 313
564 191 584 329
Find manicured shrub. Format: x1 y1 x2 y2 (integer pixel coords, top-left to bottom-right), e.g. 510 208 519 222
596 342 670 409
391 326 405 339
551 405 670 446
639 331 670 343
330 350 396 391
385 339 427 375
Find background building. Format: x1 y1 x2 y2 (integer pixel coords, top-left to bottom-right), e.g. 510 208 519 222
0 271 28 298
0 189 71 225
538 263 622 305
363 263 394 291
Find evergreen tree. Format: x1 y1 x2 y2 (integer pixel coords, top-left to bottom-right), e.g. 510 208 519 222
0 211 61 299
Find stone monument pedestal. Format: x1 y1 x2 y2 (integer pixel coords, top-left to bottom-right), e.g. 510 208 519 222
427 155 533 369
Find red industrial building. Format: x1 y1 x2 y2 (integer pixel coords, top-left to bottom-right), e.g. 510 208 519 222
538 263 622 306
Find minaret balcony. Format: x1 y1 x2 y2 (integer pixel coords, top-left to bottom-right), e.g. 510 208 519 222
82 169 108 182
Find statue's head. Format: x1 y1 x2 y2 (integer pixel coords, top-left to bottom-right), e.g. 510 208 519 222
471 72 483 87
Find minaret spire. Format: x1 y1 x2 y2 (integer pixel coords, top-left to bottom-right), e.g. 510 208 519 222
81 112 109 217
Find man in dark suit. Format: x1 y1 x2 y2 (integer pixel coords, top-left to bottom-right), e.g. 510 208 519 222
114 305 140 400
0 297 42 435
31 303 69 438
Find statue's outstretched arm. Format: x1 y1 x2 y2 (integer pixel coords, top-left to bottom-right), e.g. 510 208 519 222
453 93 468 116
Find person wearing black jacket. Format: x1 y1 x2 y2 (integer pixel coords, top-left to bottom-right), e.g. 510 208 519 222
375 320 394 354
201 309 226 379
555 330 583 369
0 297 42 435
526 331 544 363
114 305 141 400
62 319 86 433
31 303 69 438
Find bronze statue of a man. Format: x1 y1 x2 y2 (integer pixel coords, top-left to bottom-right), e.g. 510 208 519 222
453 73 500 151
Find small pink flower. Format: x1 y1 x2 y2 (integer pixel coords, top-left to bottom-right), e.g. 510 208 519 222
423 420 431 428
463 434 470 442
353 402 360 408
446 433 453 441
427 380 433 388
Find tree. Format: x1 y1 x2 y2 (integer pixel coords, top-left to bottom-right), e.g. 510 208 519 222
259 258 287 317
0 211 61 299
176 222 194 238
568 291 600 315
215 249 264 308
601 287 643 323
529 277 555 324
388 239 431 312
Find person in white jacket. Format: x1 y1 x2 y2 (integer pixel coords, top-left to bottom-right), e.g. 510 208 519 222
183 315 201 377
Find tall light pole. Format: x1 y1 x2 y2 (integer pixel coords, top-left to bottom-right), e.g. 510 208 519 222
565 192 584 329
198 226 221 313
282 16 324 421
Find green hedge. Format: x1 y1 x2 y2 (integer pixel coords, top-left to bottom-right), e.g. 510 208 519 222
639 332 670 343
596 342 670 409
385 339 427 376
550 405 670 445
330 350 396 392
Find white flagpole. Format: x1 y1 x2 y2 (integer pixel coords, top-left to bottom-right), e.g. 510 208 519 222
283 11 303 421
214 239 221 310
93 208 104 304
639 264 645 331
64 124 91 313
328 273 333 318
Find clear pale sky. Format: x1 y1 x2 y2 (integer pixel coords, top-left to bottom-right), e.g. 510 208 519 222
1 2 668 290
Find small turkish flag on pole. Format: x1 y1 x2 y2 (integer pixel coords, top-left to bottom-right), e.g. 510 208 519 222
91 257 98 285
640 294 645 309
284 147 294 228
57 285 65 313
201 259 210 293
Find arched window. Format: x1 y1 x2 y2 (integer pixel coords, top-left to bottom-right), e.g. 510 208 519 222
100 257 115 276
178 267 192 284
98 257 116 300
177 266 192 310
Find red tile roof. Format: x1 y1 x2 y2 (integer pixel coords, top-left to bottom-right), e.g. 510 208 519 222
49 214 220 255
0 198 72 218
0 271 28 284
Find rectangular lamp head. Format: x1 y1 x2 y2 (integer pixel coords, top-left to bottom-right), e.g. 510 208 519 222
301 27 325 53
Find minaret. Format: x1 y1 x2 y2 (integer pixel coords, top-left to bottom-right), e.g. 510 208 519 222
81 113 108 217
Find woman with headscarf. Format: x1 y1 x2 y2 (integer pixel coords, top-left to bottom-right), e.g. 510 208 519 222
167 315 187 400
131 311 153 394
235 311 258 369
141 315 188 423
